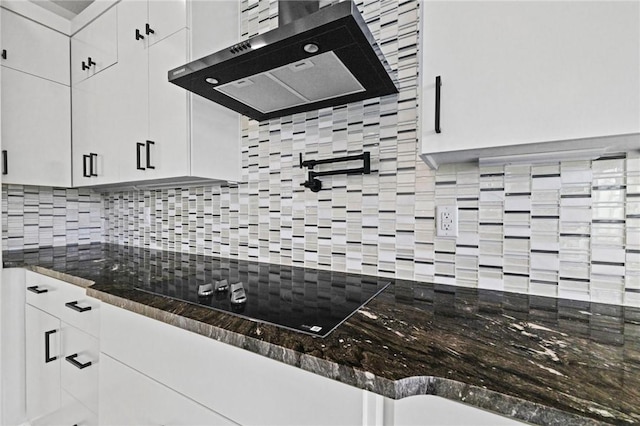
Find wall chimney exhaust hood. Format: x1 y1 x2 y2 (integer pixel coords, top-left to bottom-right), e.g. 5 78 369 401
168 0 398 121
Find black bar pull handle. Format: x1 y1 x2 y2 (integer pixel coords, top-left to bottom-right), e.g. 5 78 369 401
27 285 48 294
81 61 90 71
45 330 57 363
65 354 92 370
1 49 6 60
135 28 145 40
435 75 442 134
2 150 7 175
87 57 96 67
145 23 154 35
146 140 155 169
89 153 98 176
82 154 90 177
65 301 92 313
136 142 145 170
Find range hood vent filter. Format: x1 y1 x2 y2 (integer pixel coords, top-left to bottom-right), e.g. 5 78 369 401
168 0 398 121
215 51 365 114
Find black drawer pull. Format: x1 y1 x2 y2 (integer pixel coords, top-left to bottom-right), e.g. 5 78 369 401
27 286 48 294
82 61 90 71
145 23 154 35
1 49 6 60
87 57 96 67
136 142 145 170
65 354 92 370
2 150 7 175
89 152 98 176
435 75 442 134
83 154 90 177
135 28 144 40
65 301 92 313
45 329 57 363
146 140 155 169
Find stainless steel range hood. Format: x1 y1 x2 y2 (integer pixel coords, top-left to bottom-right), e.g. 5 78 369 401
168 0 398 121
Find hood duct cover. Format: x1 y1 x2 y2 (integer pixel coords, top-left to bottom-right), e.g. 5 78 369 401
168 0 398 121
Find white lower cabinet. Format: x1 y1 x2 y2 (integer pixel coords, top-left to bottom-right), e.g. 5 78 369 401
387 395 528 426
100 303 366 426
25 305 61 421
31 390 98 426
100 354 236 426
24 271 100 425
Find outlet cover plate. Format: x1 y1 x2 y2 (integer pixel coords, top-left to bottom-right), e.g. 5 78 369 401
436 205 458 237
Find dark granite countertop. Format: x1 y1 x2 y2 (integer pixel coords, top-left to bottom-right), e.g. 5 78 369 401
3 243 639 425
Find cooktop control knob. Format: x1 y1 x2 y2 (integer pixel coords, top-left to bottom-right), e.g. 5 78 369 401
215 279 229 292
197 283 213 297
230 282 247 305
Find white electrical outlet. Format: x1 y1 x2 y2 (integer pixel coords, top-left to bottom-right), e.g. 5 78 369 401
436 205 458 237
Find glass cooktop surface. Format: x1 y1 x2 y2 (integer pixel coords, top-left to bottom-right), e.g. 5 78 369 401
134 259 390 337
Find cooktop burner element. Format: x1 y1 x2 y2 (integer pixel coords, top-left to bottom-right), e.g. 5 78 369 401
134 260 390 337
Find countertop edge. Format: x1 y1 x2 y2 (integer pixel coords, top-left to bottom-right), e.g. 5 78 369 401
88 288 606 426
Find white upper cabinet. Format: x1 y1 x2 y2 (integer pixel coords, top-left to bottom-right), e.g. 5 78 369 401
72 0 242 187
147 0 187 46
0 8 69 84
419 1 640 168
0 8 72 187
71 6 118 85
1 67 71 187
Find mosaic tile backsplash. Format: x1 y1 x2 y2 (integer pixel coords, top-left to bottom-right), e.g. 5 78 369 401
2 185 102 250
2 0 640 307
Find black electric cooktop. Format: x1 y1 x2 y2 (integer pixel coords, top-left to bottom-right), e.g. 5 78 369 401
134 261 390 337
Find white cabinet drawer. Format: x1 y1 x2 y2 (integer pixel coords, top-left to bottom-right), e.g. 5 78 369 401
101 304 365 426
61 324 99 414
25 271 100 337
100 354 236 426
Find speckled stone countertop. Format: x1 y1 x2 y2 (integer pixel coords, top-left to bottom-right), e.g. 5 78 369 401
3 244 639 425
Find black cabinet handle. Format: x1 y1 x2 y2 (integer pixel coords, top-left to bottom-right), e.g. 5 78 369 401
81 61 90 71
45 330 57 363
2 150 7 175
146 140 155 169
82 154 90 177
1 49 6 60
27 285 48 294
435 75 442 134
89 153 98 176
145 23 154 35
65 354 92 370
136 142 145 170
65 301 92 313
87 57 96 67
135 28 145 40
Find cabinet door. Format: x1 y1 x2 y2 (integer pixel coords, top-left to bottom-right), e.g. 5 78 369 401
26 305 61 421
100 354 237 426
113 0 151 184
0 9 70 85
420 1 640 157
1 67 71 187
72 65 122 186
71 6 118 85
147 0 187 47
146 28 190 181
